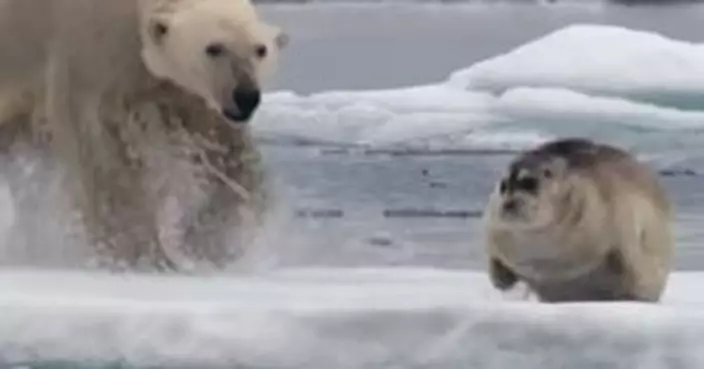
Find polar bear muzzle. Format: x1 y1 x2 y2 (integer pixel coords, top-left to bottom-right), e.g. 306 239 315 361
222 86 261 123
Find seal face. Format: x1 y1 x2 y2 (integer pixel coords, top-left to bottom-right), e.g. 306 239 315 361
484 138 674 303
495 156 559 229
491 138 596 231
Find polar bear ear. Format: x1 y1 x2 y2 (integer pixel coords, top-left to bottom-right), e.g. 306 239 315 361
259 23 289 50
275 30 290 50
147 17 170 45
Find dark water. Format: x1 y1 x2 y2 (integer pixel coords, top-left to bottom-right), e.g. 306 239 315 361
262 145 704 270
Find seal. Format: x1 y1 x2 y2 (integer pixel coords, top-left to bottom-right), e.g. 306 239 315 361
483 138 674 303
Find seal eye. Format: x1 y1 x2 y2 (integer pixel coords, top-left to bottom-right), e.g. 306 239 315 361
499 180 507 194
543 169 553 178
518 177 538 193
205 43 225 58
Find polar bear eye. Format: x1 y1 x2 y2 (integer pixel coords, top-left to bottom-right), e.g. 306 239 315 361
205 43 226 58
254 44 268 59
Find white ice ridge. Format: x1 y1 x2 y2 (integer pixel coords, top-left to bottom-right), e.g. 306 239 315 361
0 267 703 368
254 85 509 149
255 25 704 151
449 24 704 96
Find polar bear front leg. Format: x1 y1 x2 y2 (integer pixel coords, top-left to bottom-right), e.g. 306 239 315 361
179 112 268 269
45 51 174 272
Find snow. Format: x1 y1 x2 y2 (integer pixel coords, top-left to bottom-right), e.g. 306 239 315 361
255 24 704 152
494 87 704 131
449 24 704 97
255 86 498 148
455 23 704 132
1 267 704 368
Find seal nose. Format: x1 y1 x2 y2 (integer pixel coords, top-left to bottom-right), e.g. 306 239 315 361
503 200 518 213
232 88 261 121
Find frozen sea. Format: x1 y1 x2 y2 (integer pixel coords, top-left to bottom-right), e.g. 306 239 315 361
5 1 704 368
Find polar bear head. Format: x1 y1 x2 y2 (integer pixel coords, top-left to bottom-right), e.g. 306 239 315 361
139 0 289 123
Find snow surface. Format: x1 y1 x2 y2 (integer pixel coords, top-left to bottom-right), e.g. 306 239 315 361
449 24 704 97
1 267 704 368
254 24 704 153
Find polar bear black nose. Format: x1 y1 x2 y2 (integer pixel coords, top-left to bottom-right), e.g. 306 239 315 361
232 88 261 120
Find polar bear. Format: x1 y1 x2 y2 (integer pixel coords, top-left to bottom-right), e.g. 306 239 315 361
0 0 289 271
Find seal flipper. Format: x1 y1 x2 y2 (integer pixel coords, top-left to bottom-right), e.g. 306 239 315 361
489 257 519 290
605 249 626 276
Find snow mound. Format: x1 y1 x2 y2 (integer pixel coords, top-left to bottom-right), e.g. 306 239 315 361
449 24 704 105
1 268 703 368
